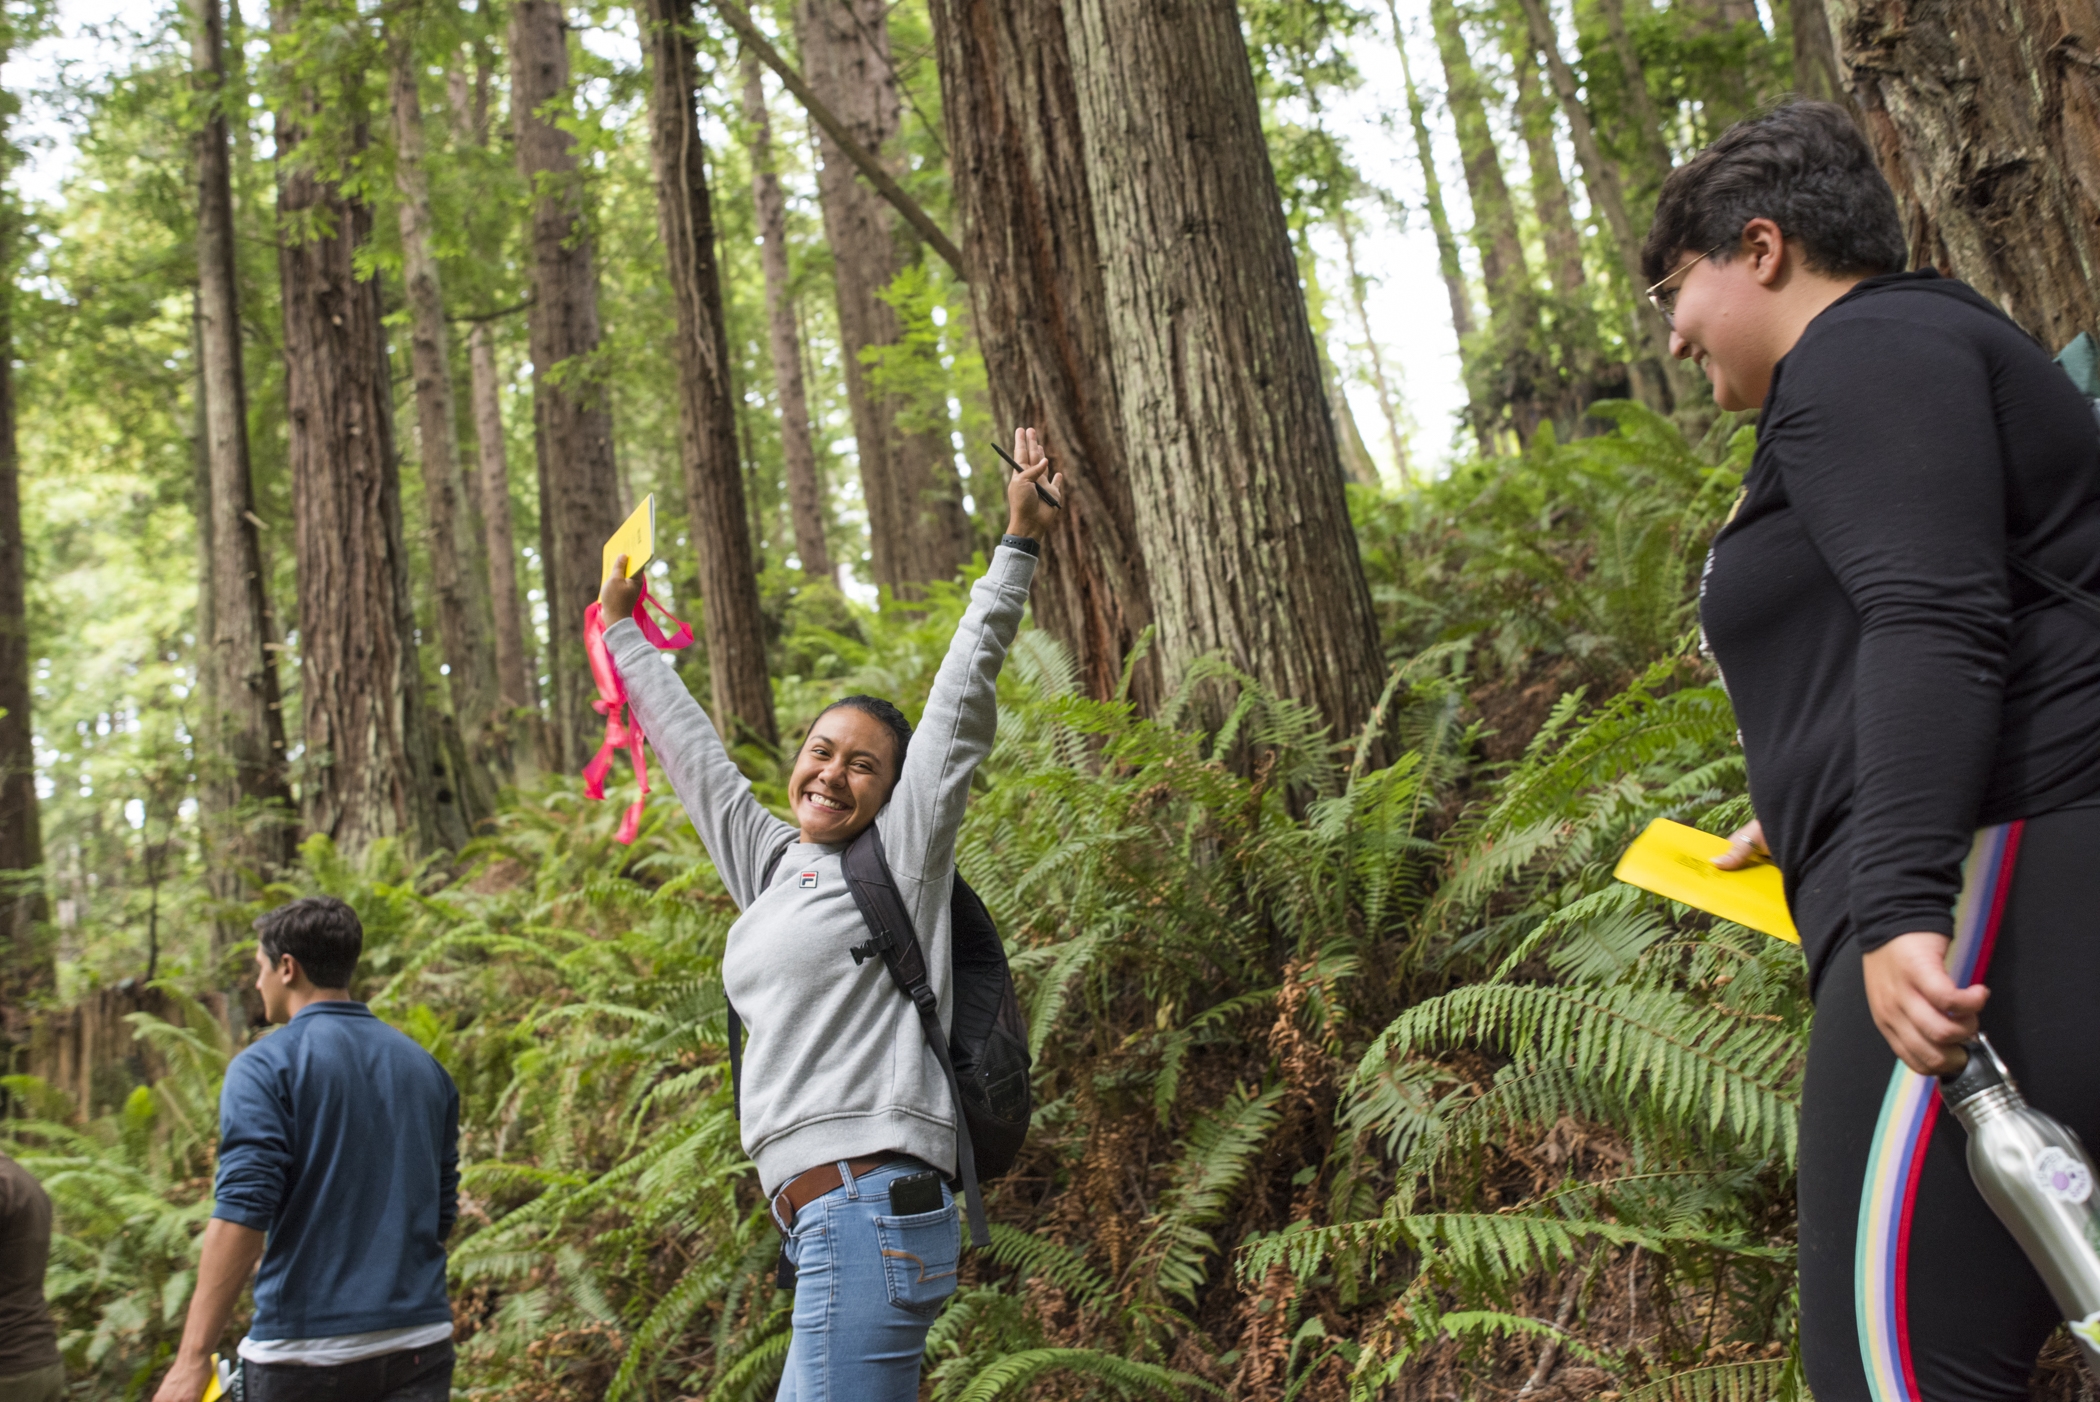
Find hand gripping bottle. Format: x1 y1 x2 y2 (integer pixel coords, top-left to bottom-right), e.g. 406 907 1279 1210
1939 1034 2100 1373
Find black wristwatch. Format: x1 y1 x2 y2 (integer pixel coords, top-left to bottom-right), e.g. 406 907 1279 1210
1000 533 1040 557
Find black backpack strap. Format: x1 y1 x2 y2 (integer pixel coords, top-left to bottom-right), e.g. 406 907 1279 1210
2010 554 2100 628
840 824 990 1248
729 835 798 1123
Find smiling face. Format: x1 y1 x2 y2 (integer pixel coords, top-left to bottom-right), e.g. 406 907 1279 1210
1662 235 1779 413
1662 217 1868 414
790 706 901 845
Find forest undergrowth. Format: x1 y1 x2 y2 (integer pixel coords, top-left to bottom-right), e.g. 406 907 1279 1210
8 406 1865 1400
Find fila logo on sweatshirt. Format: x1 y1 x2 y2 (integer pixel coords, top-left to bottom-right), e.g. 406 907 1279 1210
798 871 819 889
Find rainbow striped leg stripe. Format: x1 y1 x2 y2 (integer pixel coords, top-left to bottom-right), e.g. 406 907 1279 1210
1855 820 2025 1401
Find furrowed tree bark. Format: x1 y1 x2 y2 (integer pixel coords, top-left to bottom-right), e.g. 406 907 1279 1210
1825 0 2100 352
189 0 294 935
796 0 973 598
740 49 833 580
0 170 45 999
512 0 624 770
1520 0 1695 411
924 0 1159 708
274 28 461 856
643 0 778 750
1064 0 1386 744
389 13 503 812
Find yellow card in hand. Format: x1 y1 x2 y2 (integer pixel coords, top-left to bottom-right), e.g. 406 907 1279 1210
1613 818 1799 944
602 494 655 585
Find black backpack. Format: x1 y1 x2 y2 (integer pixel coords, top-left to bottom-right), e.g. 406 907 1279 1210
727 822 1031 1247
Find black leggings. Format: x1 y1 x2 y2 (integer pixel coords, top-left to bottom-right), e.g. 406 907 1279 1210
1800 804 2100 1400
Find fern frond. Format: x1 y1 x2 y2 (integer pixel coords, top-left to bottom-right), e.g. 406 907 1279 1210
953 1347 1220 1401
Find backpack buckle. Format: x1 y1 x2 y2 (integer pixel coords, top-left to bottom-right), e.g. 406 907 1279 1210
849 928 895 966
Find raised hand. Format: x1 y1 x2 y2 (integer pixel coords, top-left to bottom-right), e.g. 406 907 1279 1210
600 553 644 621
1003 427 1065 541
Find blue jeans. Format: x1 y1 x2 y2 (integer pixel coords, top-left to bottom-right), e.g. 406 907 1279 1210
776 1158 961 1402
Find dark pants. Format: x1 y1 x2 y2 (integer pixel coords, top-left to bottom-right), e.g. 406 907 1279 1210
1799 806 2100 1400
243 1340 453 1402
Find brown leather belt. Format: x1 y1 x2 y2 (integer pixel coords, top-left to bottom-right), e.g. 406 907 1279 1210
771 1155 899 1231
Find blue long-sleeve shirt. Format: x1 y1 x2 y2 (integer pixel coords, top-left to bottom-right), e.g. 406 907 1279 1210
212 1001 459 1340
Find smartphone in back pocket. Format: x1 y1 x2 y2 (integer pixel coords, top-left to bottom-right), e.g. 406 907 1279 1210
888 1169 943 1216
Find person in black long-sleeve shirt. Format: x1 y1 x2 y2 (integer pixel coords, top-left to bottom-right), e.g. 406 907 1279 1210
1646 103 2100 1400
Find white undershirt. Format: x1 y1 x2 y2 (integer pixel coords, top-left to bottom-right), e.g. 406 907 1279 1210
238 1320 453 1366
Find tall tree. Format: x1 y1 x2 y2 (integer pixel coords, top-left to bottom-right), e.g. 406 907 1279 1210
388 5 502 806
1508 37 1585 298
924 0 1159 707
274 5 460 855
739 50 832 581
1388 1 1490 452
642 0 778 749
465 323 541 770
1790 0 1856 114
1519 0 1695 410
1596 0 1674 194
1824 0 2100 353
0 130 41 997
796 0 973 597
1429 0 1529 321
448 53 543 775
1430 0 1545 441
1334 206 1411 486
512 0 623 770
188 0 294 929
1063 0 1387 742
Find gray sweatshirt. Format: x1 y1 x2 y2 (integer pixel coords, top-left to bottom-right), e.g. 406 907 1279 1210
608 545 1036 1196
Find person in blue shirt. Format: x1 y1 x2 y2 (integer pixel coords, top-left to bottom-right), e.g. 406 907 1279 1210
153 896 460 1402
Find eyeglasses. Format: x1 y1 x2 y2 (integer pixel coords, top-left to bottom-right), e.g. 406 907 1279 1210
1646 245 1724 329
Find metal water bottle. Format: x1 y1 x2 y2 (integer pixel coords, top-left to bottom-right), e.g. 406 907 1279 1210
1939 1034 2100 1372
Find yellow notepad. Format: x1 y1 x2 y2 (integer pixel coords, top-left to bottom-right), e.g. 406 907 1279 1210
602 494 655 585
1613 818 1799 944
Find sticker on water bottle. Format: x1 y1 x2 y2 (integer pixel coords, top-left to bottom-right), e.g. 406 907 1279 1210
2034 1146 2093 1204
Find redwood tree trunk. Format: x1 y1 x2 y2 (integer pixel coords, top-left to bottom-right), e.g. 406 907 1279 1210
643 0 778 750
741 50 833 581
1063 0 1387 743
389 18 502 806
796 0 973 597
275 46 460 855
0 172 44 996
466 322 541 770
189 0 294 922
1826 0 2100 353
925 0 1160 708
512 0 623 770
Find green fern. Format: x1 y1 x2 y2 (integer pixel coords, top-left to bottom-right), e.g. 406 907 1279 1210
952 1347 1221 1401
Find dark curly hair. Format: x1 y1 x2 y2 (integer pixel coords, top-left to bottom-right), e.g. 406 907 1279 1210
808 695 913 778
1642 101 1906 285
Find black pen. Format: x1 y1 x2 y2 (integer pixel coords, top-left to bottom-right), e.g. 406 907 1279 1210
989 441 1063 509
